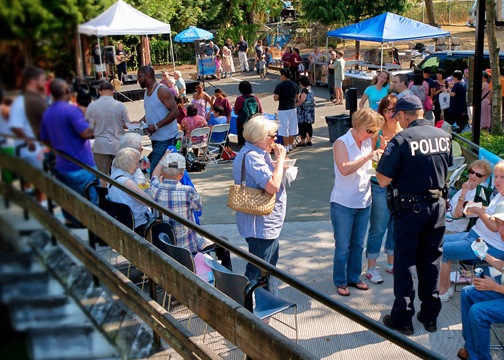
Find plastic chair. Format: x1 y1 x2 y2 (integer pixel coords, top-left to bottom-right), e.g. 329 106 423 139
156 233 197 329
447 163 467 189
181 126 210 162
455 259 490 292
207 124 231 164
204 258 298 345
448 156 465 172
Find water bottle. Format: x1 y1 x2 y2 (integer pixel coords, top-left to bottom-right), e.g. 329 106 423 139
143 156 150 173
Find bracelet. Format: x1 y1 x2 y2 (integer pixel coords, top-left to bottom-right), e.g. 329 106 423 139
458 196 465 202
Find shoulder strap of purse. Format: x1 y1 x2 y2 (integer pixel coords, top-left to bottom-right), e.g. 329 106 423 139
240 151 254 188
482 91 489 101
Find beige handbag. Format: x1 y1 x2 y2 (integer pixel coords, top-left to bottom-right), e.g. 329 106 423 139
228 151 276 216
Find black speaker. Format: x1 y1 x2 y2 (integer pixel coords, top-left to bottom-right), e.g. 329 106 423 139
122 74 138 85
103 46 116 64
194 40 206 56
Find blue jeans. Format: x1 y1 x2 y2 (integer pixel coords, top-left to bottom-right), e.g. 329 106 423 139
151 137 177 172
53 167 98 226
331 202 371 286
245 237 279 296
462 285 504 360
443 229 504 263
366 182 394 260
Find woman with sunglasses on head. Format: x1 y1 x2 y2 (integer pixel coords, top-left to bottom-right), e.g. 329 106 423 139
331 108 384 296
439 160 504 302
364 95 402 285
192 82 213 120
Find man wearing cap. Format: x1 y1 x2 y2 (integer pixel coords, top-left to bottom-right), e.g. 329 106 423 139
150 150 232 269
457 201 504 360
86 81 131 185
376 95 453 335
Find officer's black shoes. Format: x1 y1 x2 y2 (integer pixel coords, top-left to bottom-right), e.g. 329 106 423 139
417 311 437 332
383 315 414 335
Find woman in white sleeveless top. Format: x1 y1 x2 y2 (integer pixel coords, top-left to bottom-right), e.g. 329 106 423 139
331 109 384 296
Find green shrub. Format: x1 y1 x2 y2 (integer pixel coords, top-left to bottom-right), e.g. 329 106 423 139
457 132 504 158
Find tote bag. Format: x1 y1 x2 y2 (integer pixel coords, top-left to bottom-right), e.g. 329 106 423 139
439 92 450 110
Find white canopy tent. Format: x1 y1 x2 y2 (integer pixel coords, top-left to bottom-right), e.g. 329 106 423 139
77 0 175 78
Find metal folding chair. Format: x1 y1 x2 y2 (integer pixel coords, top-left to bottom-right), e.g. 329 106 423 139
181 126 210 162
207 124 231 164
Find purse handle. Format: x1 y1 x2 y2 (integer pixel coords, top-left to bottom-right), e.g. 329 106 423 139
240 150 267 195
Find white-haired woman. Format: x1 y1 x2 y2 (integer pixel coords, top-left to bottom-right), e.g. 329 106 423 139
118 133 150 186
174 71 186 97
232 116 287 296
222 46 235 78
108 147 152 236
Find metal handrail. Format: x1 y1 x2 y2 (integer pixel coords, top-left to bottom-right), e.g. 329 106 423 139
0 133 445 360
453 133 481 153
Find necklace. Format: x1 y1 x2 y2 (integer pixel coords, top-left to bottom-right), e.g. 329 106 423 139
147 82 158 97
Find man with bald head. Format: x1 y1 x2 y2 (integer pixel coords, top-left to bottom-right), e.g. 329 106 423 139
40 78 97 228
137 66 179 171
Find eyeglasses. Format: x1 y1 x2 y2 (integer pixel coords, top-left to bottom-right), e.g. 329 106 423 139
365 129 376 135
383 108 395 114
162 75 167 77
469 168 485 178
267 133 277 139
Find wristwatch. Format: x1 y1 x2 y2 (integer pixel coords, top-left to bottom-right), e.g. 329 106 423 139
154 124 159 131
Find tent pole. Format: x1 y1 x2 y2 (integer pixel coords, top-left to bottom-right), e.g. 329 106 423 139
98 36 104 80
380 43 383 71
326 37 328 54
147 34 151 66
169 32 176 72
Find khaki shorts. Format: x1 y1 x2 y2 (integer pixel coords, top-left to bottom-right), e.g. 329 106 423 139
93 153 115 176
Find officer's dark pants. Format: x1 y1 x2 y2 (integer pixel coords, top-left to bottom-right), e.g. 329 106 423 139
391 199 445 327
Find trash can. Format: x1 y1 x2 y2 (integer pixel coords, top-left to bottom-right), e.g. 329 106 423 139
248 58 256 71
325 114 351 143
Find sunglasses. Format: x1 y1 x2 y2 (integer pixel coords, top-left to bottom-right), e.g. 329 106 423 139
267 133 277 139
469 168 485 178
365 129 376 135
383 108 395 114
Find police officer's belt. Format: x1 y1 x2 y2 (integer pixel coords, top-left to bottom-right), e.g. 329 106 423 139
400 190 443 207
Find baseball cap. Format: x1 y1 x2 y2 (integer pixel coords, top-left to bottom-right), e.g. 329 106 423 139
160 152 186 169
391 95 423 118
491 201 504 222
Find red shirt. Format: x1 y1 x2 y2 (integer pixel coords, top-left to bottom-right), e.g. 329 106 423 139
177 105 187 124
213 97 232 117
282 53 292 67
234 95 263 115
290 54 301 68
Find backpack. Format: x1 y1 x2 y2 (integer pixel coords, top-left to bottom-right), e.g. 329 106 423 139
237 96 260 126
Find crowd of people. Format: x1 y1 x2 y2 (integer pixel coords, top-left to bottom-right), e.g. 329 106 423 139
2 42 504 360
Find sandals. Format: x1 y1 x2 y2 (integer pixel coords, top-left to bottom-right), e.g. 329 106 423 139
337 286 350 296
348 280 370 291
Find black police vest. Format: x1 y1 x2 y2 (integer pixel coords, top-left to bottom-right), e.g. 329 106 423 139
390 120 452 193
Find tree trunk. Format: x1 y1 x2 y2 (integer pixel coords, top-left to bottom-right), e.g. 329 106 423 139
23 37 33 68
247 10 255 24
424 0 437 26
486 0 502 133
75 32 83 79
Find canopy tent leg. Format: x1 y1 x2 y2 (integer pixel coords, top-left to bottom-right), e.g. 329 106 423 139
146 34 151 66
169 32 176 72
326 37 328 54
98 36 104 80
380 43 383 71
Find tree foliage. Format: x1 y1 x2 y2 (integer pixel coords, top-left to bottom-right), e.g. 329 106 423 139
300 0 408 25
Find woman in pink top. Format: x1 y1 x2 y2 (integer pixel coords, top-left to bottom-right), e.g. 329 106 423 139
181 104 207 143
192 82 212 120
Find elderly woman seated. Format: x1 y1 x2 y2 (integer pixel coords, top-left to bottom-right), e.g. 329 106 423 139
457 201 504 360
108 147 152 236
446 159 492 233
439 160 504 301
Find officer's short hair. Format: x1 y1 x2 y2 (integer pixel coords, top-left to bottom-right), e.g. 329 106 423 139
403 109 424 118
351 108 383 136
494 161 504 176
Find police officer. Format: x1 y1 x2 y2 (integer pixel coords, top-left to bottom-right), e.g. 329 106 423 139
376 95 453 335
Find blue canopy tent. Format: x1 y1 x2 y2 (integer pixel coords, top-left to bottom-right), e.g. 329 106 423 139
327 12 450 69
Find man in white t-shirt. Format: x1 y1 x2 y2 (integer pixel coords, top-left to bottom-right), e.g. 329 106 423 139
446 160 492 233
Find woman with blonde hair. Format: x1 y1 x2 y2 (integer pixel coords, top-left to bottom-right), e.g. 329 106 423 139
232 116 287 295
331 108 384 296
359 71 390 110
222 46 235 78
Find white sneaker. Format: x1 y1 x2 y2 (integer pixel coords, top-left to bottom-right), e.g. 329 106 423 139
288 145 293 151
385 264 394 274
439 287 454 302
366 266 384 284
